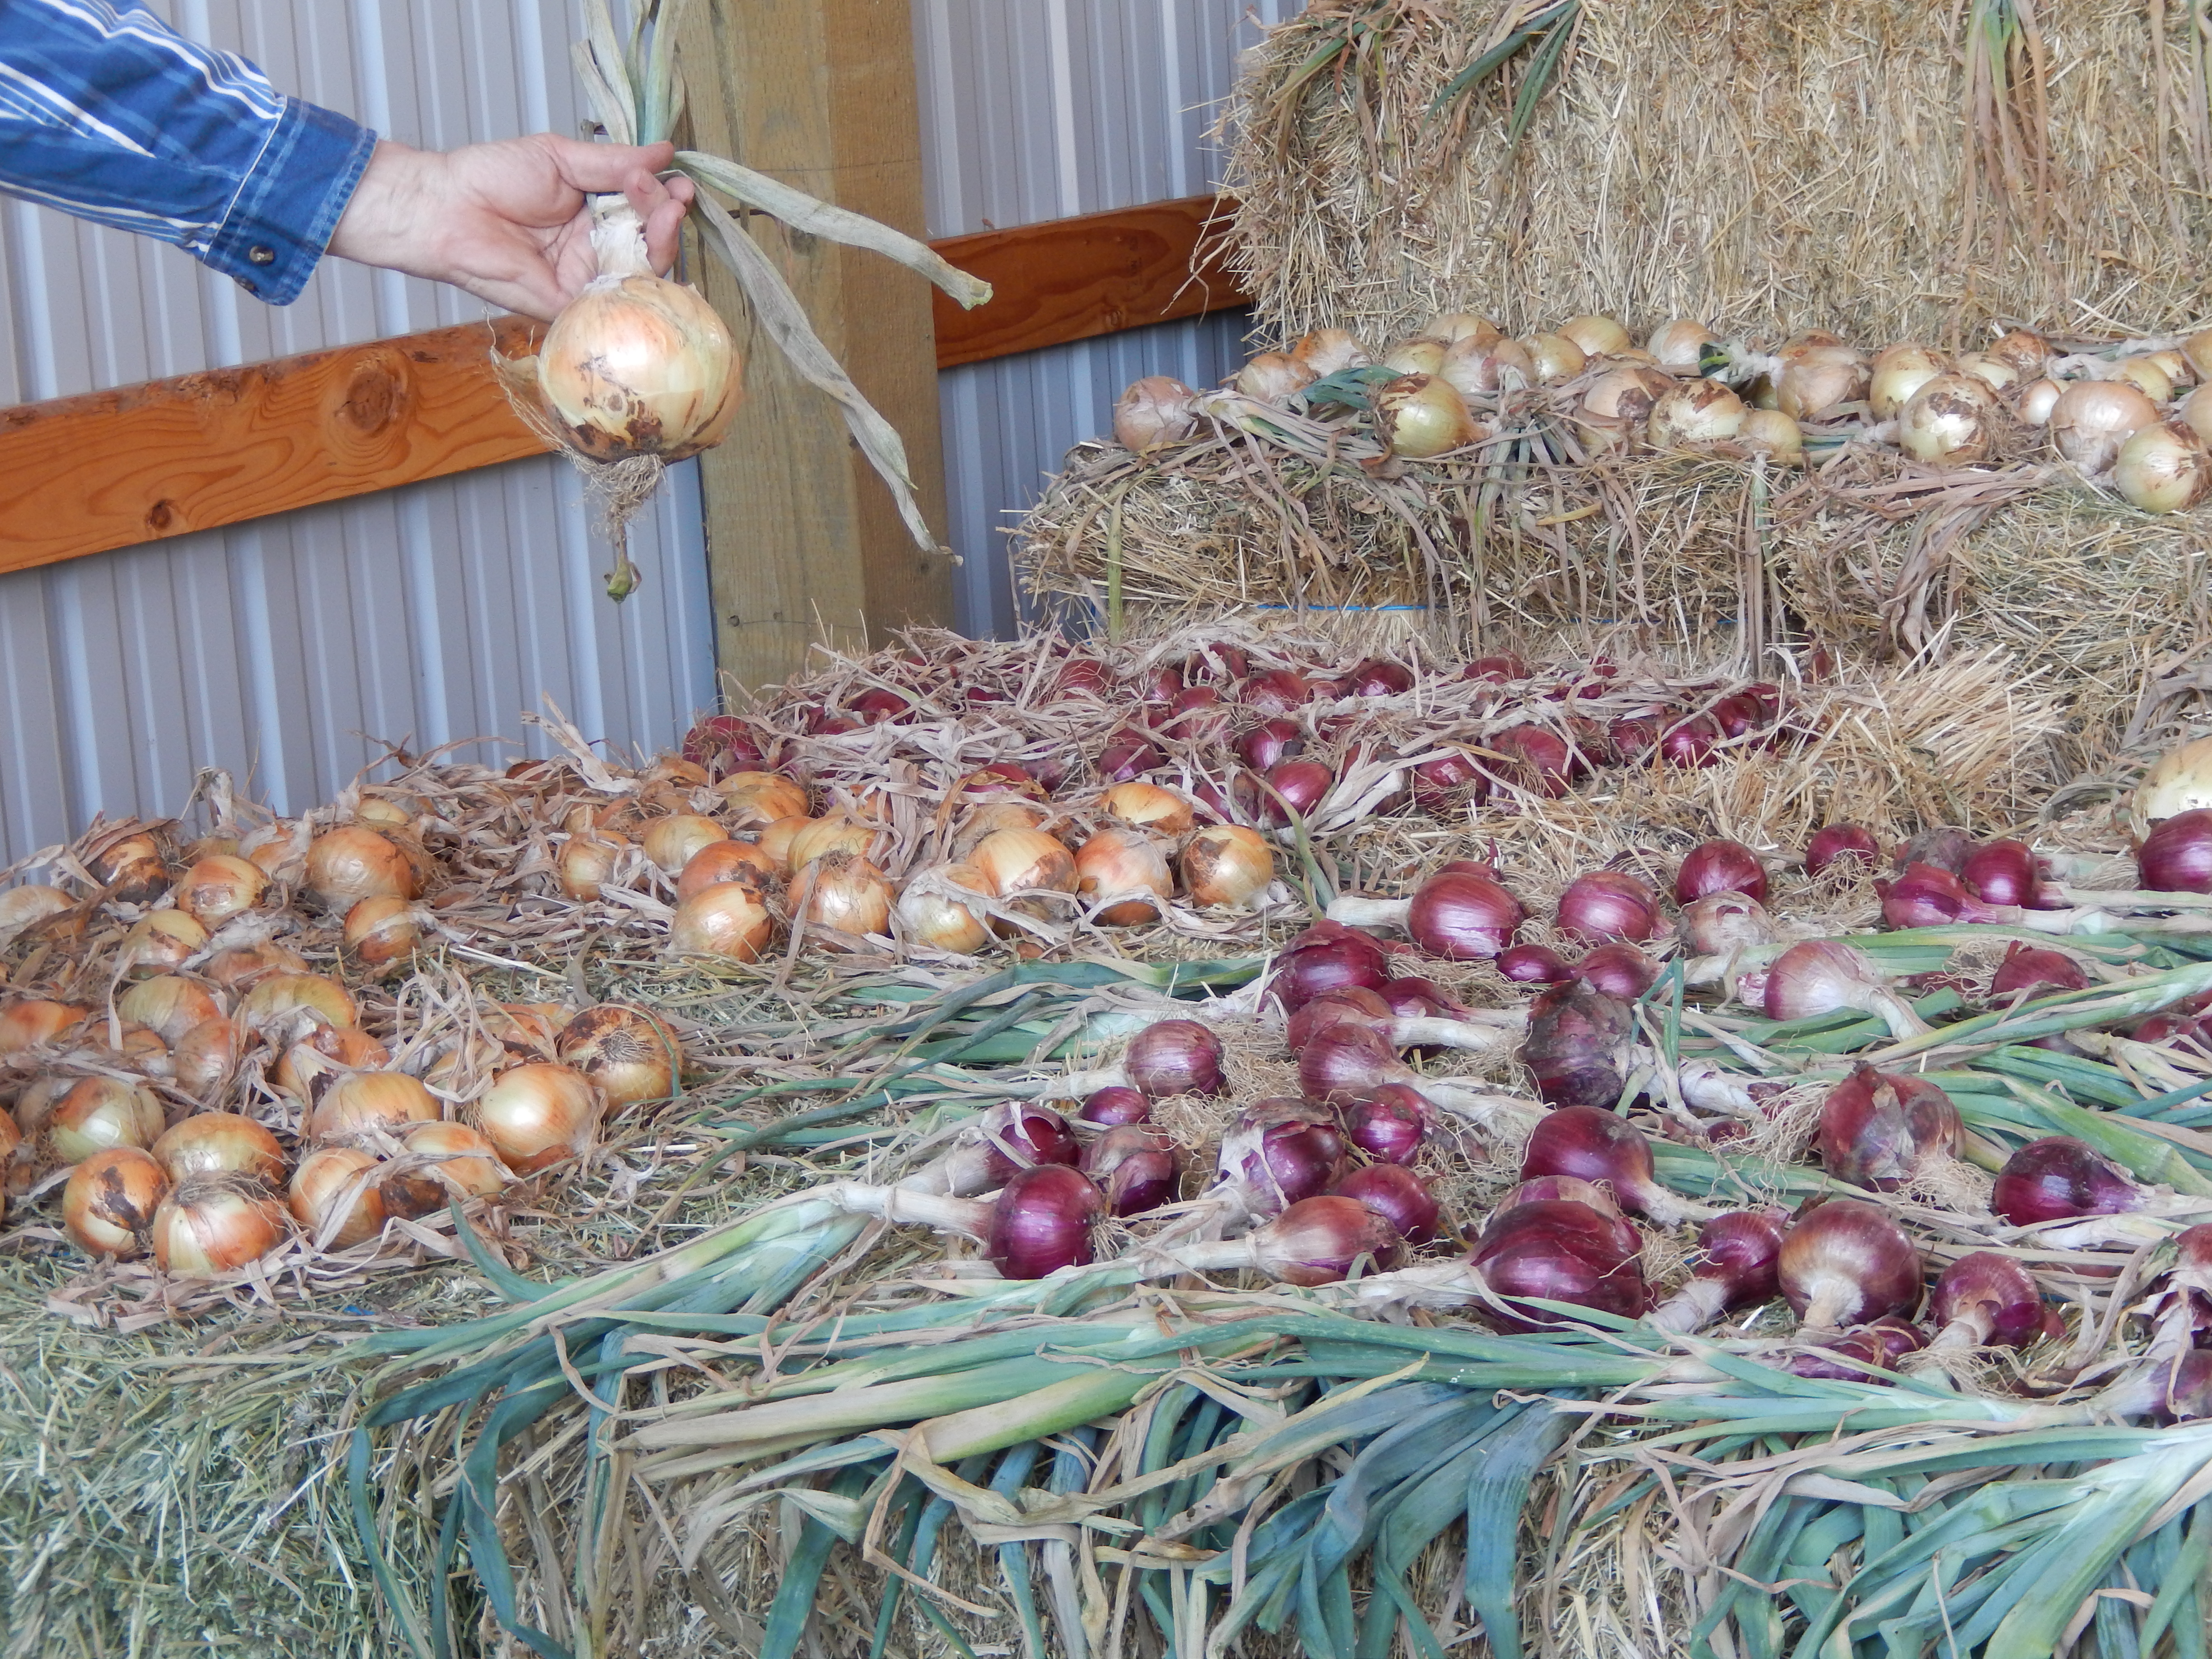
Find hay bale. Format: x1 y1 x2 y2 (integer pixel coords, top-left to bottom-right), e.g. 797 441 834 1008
1223 0 2212 349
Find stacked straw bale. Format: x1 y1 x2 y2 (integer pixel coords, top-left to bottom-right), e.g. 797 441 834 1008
1223 0 2212 349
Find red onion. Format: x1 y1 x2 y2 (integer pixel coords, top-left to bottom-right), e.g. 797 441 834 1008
1762 940 1926 1037
1557 870 1662 944
1098 731 1165 783
1346 658 1415 697
1239 670 1313 715
1212 1099 1347 1218
1078 1087 1152 1127
1608 715 1661 763
1466 1199 1650 1332
986 1164 1104 1278
1122 1020 1226 1099
1518 981 1634 1106
1264 759 1335 819
1135 664 1183 705
1676 893 1777 958
1657 715 1720 768
1987 942 2090 1004
1238 718 1305 771
1489 725 1576 797
1805 824 1882 876
1708 693 1765 739
1183 1195 1404 1286
1816 1065 1961 1191
811 713 861 736
1462 654 1528 683
963 760 1044 798
2140 809 2212 893
1186 643 1247 681
1341 1087 1433 1163
1284 986 1396 1050
1894 828 1978 875
1927 1250 2048 1350
1498 943 1575 984
1166 686 1233 745
1779 1197 1922 1328
1490 1178 1639 1253
1788 1316 1928 1379
909 1101 1081 1196
1650 1211 1786 1332
1297 1023 1417 1102
1520 1106 1712 1227
1331 1164 1440 1242
1078 1124 1181 1218
1053 658 1115 699
1409 749 1489 812
1960 839 2042 907
681 715 766 775
2132 1010 2212 1050
1268 921 1392 1012
1564 716 1614 768
1377 976 1470 1018
848 687 912 724
1878 862 2015 928
1440 858 1500 880
1409 871 1523 960
1675 840 1768 904
1992 1137 2145 1227
1576 942 1658 1000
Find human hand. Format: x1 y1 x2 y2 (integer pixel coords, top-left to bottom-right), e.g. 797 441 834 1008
326 134 696 320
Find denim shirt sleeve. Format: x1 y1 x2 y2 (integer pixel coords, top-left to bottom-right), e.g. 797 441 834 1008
0 0 378 305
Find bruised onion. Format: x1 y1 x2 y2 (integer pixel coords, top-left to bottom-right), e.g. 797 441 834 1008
1234 715 1300 769
1869 344 1950 420
1898 373 1994 465
153 1174 287 1275
1520 1106 1712 1226
343 895 424 974
236 973 357 1037
1779 1197 1921 1328
1816 1065 1961 1191
1292 328 1371 376
557 1004 679 1112
985 1163 1103 1278
1557 870 1662 944
474 1063 601 1174
1409 749 1488 813
1879 862 2012 928
1927 1251 2048 1349
1676 893 1777 958
175 855 267 927
396 1121 510 1204
1181 825 1274 909
1331 1163 1439 1243
173 1017 242 1096
1078 1124 1179 1218
1675 840 1767 904
675 838 776 903
64 1147 168 1256
971 828 1078 903
1649 1211 1785 1332
1285 986 1395 1050
1122 1020 1226 1099
1518 980 1633 1107
1647 378 1745 448
117 909 209 977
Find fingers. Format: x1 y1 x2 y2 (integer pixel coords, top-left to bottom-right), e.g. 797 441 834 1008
542 132 679 194
636 173 695 275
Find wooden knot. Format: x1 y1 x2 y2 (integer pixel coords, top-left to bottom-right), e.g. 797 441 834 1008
336 358 403 435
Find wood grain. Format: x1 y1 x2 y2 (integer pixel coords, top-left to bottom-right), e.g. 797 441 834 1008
931 195 1245 368
0 317 548 576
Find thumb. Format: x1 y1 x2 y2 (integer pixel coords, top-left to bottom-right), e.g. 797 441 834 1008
541 133 678 193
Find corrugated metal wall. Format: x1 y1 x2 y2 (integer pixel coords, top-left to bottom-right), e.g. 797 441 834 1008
0 0 717 866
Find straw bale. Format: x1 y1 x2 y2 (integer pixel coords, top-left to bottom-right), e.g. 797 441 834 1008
1223 0 2212 350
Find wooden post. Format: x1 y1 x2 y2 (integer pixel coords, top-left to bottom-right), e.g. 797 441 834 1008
681 0 952 693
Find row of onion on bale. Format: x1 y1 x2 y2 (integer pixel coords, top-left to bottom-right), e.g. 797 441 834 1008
1114 309 2212 512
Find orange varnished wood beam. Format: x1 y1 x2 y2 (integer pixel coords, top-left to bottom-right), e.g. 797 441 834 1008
0 196 1248 576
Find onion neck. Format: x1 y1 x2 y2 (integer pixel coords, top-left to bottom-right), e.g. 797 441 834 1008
590 196 654 279
1324 896 1412 929
1867 988 1932 1040
1799 1280 1855 1331
1649 1275 1731 1334
1386 1014 1522 1051
821 1181 991 1238
1332 1258 1486 1313
1415 1081 1547 1134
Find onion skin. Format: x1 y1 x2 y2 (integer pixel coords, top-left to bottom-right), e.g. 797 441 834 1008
1341 1087 1432 1163
1122 1020 1227 1099
1676 893 1777 958
985 1164 1104 1278
2050 379 2160 474
1214 1099 1347 1218
1409 749 1488 813
1517 980 1634 1107
1242 1195 1404 1286
557 1004 680 1113
1330 1163 1440 1243
1077 1087 1152 1127
1374 373 1479 458
1987 942 2090 1004
117 910 210 977
1181 824 1274 909
152 1113 286 1186
1488 725 1576 796
1519 1105 1705 1226
669 884 774 961
1076 828 1174 925
2140 809 2212 894
1815 1065 1961 1191
305 826 420 910
475 1063 603 1174
1929 1251 2048 1349
1407 870 1523 960
1467 1199 1649 1333
913 1101 1081 1198
1805 825 1883 876
175 855 267 927
1675 841 1767 904
1114 375 1199 450
1576 942 1658 1000
288 1146 388 1248
1284 987 1394 1051
309 1072 442 1140
63 1147 169 1257
1992 1137 2144 1227
1267 922 1392 1013
1779 1197 1922 1329
1556 870 1662 945
1078 1125 1180 1218
117 975 222 1045
152 1175 288 1275
1497 943 1575 984
50 1078 167 1163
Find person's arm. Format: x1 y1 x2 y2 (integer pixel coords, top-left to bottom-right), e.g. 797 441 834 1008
0 0 691 319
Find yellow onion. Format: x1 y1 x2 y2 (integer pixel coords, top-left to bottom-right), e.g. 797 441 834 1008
343 895 424 974
1897 373 1996 466
355 795 413 829
714 771 810 827
536 242 740 463
1525 333 1587 384
101 1020 168 1069
1990 328 2051 378
799 852 893 937
894 863 994 953
152 1173 287 1275
237 973 357 1036
2149 348 2195 387
788 814 882 870
118 909 210 977
0 998 88 1056
64 1147 168 1256
1955 351 2020 394
2114 356 2176 403
1234 352 1316 404
395 1122 509 1204
288 1146 387 1247
1869 345 1950 419
1291 328 1372 376
1074 829 1174 925
152 1112 286 1185
1559 315 1630 356
952 801 1050 859
485 1004 567 1063
1098 781 1195 835
1776 345 1869 421
1421 313 1500 349
2177 385 2212 446
2015 377 2064 427
2115 421 2212 514
1647 379 1745 448
1579 365 1673 450
668 884 774 961
117 975 221 1045
173 1017 243 1096
755 815 819 872
2133 737 2212 835
11 1076 70 1140
88 832 170 903
644 754 711 789
1113 375 1200 451
1440 336 1533 399
304 826 418 910
1181 824 1275 908
272 1024 390 1103
0 884 72 948
49 1077 166 1162
0 1107 18 1166
558 831 630 900
308 1072 441 1139
1373 374 1480 458
557 1004 679 1112
202 940 309 993
1380 337 1447 376
641 813 727 873
175 855 267 927
474 1062 601 1173
238 819 307 881
1646 319 1718 372
972 828 1078 899
2050 380 2160 473
676 838 777 902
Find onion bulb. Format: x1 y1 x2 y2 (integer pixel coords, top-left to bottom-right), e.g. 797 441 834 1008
2132 738 2212 834
2115 420 2212 513
1234 352 1316 404
676 838 777 902
668 883 774 961
1926 1251 2048 1350
474 1063 601 1173
271 1023 389 1104
1442 336 1534 398
1817 1064 1961 1191
2050 380 2160 474
1079 1124 1180 1218
1898 374 1995 466
1381 337 1447 375
1098 781 1195 836
1181 824 1273 909
1739 407 1804 464
557 1004 679 1112
971 827 1077 901
49 1078 167 1163
308 1072 441 1139
236 973 357 1037
1114 375 1199 450
152 1174 287 1275
715 772 810 830
1556 869 1661 944
985 1163 1105 1278
1291 328 1371 376
173 1017 243 1096
2115 355 2176 403
152 1112 285 1185
64 1147 168 1256
305 826 418 910
535 212 740 463
288 1146 388 1247
754 815 815 872
1647 379 1745 448
117 909 209 977
1869 345 1950 420
642 813 727 873
394 1121 510 1204
0 883 71 948
799 852 893 937
2138 808 2212 894
1646 319 1718 372
1423 313 1500 348
117 975 221 1045
89 832 171 903
1990 328 2051 377
1520 1105 1712 1226
558 832 629 900
1074 828 1173 925
1559 314 1630 356
1373 374 1479 458
344 895 425 975
175 855 267 926
2015 377 2064 426
787 815 881 872
894 863 994 953
1779 1197 1921 1329
1579 366 1673 447
2178 384 2212 448
1775 344 1868 421
1649 1211 1785 1332
1525 333 1587 383
1954 351 2019 393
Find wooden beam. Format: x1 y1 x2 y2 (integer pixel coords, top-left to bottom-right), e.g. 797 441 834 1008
0 198 1249 580
0 317 548 576
930 195 1242 368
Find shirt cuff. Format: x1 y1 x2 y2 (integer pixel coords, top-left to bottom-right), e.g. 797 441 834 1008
204 97 378 306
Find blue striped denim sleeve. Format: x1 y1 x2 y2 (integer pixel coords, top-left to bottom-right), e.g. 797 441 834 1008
0 0 377 305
